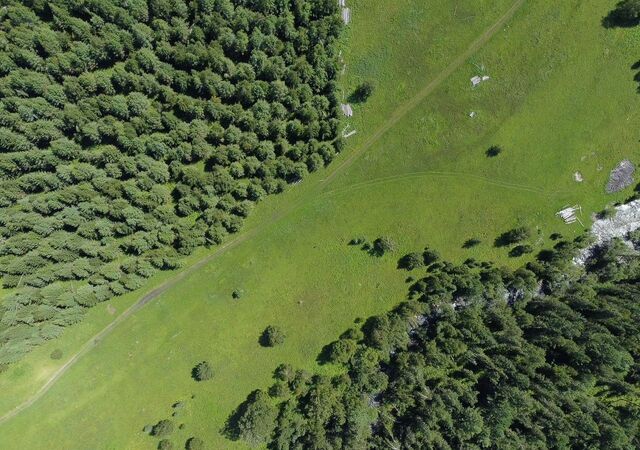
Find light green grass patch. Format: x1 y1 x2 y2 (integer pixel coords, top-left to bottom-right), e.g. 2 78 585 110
0 1 638 449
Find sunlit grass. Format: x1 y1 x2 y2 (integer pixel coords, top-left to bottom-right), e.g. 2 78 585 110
0 1 638 449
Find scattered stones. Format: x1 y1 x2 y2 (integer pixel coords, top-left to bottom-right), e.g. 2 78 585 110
605 160 635 193
574 171 583 182
575 199 640 265
591 200 640 244
470 75 490 87
340 103 353 117
341 7 351 24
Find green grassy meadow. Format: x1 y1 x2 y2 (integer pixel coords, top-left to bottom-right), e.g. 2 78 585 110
0 0 639 448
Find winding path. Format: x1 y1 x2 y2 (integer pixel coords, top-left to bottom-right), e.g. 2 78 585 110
0 0 526 425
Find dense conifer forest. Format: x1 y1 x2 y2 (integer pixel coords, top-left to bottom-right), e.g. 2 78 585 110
228 235 640 449
0 0 342 363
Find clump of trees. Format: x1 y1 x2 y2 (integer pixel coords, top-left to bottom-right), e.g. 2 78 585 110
185 437 204 450
151 419 174 438
397 246 440 269
349 235 400 258
397 252 424 270
422 246 440 265
192 361 213 381
371 236 396 256
260 325 285 347
495 226 536 258
228 234 640 448
143 398 198 447
224 390 278 447
0 0 343 363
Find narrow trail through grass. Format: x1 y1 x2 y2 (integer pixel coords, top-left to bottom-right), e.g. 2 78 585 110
0 0 526 426
321 0 526 187
321 170 562 198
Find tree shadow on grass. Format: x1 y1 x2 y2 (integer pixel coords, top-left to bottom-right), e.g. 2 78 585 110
485 145 502 158
258 331 270 347
508 245 532 258
316 342 334 365
631 65 640 94
347 82 374 104
347 91 366 104
462 238 481 249
536 249 555 262
625 51 640 95
602 6 640 29
494 233 515 248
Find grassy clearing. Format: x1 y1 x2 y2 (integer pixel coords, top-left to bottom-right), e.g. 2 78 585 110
0 0 638 449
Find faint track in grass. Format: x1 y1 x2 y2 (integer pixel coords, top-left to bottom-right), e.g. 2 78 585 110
321 169 568 199
0 0 526 425
320 0 527 188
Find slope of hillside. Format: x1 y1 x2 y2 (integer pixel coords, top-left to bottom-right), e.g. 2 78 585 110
0 0 343 363
0 1 638 449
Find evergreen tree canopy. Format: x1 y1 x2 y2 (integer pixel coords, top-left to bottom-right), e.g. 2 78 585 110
230 236 640 449
0 0 343 363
